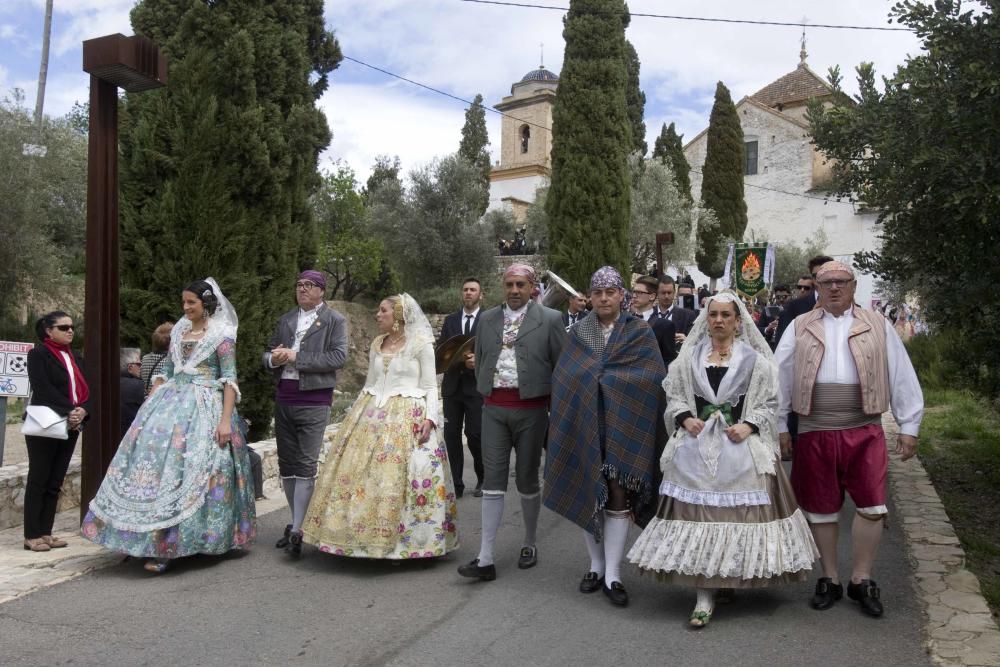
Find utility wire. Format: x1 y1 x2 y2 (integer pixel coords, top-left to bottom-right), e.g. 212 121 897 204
460 0 913 32
343 53 856 206
342 54 552 134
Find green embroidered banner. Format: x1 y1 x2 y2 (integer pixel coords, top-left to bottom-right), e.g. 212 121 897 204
733 244 768 298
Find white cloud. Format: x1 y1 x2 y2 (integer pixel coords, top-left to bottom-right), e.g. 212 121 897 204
319 80 481 183
49 0 134 57
12 70 89 119
7 0 927 176
322 0 922 167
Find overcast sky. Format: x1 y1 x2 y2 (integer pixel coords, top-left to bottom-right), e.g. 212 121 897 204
1 1 922 182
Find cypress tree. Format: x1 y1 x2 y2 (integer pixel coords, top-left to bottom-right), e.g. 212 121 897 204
652 122 691 202
119 0 341 440
546 0 632 290
697 81 747 277
458 93 492 218
624 40 647 157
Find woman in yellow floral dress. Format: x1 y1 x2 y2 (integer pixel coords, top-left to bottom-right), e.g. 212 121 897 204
302 294 458 559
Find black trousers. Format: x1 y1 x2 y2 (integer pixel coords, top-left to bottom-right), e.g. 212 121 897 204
442 392 484 492
24 431 78 539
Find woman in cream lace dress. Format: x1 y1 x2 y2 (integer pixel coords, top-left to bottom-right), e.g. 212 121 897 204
302 294 458 559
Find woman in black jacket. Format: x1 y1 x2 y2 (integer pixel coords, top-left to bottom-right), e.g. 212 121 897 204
23 311 90 552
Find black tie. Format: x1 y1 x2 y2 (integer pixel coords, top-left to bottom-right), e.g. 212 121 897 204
464 315 473 335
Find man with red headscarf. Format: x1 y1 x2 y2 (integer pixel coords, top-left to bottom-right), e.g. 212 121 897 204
775 260 923 618
458 263 566 581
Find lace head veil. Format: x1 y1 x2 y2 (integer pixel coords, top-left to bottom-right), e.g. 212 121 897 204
205 277 238 341
170 277 239 374
677 289 774 363
398 293 435 358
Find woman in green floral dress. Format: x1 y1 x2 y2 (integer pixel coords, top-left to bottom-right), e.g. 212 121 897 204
82 279 256 573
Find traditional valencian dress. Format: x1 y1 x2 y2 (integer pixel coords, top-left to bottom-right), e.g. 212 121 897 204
82 316 257 558
628 320 817 588
302 305 458 559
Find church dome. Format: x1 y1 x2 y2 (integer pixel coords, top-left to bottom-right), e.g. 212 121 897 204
520 67 558 83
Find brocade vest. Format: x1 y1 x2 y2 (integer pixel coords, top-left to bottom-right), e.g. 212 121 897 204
792 306 890 416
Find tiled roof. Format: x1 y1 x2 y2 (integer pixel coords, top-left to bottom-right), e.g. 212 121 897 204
521 67 558 82
751 63 833 108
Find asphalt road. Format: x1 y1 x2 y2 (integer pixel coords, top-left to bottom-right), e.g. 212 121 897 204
0 481 929 667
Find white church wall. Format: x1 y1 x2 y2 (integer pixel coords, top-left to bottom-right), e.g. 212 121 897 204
685 100 884 309
487 174 547 213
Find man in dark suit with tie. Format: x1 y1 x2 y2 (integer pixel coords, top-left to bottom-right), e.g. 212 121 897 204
632 275 678 368
438 277 485 498
654 275 697 345
562 293 588 327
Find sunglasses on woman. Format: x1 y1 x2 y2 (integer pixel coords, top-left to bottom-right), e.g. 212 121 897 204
53 324 74 332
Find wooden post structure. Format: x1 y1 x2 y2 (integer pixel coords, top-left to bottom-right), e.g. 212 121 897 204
655 232 675 275
81 34 166 520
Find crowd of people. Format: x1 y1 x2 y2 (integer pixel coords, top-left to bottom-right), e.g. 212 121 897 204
20 255 924 627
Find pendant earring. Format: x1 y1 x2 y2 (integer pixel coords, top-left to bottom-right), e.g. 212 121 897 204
392 321 400 334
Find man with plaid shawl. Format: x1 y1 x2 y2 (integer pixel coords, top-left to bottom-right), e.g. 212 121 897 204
544 266 666 607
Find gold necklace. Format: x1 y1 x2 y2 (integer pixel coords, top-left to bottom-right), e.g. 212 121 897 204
711 343 733 360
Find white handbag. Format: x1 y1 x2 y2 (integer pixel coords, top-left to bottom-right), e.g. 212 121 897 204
21 405 69 440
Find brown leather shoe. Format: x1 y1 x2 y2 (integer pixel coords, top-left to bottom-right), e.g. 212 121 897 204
42 535 68 548
23 538 51 552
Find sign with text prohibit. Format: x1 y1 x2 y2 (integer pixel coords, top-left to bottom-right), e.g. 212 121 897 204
0 341 34 398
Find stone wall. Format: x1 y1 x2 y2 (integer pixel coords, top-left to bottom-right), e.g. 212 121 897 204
0 431 341 531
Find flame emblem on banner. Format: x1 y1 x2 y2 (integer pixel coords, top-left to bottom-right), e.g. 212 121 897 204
740 252 762 281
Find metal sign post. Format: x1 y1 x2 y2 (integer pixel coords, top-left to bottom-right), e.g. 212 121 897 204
81 34 166 520
0 340 34 467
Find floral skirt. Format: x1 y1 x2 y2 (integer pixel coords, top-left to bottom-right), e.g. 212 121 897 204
302 393 459 559
81 439 257 559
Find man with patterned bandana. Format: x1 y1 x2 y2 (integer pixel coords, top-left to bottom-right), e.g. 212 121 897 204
264 270 349 556
457 263 566 581
775 260 924 617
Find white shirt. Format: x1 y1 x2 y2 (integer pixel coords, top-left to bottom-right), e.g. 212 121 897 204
462 306 481 333
634 307 654 322
56 350 79 404
774 309 924 436
268 304 324 380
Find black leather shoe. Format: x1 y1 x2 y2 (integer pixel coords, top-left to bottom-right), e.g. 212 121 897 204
517 545 538 569
275 524 292 549
455 487 464 498
810 577 844 610
603 581 629 606
847 579 884 617
579 571 604 594
286 531 303 557
457 558 496 581
471 484 483 498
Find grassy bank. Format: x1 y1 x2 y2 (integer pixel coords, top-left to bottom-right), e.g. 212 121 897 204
917 387 1000 617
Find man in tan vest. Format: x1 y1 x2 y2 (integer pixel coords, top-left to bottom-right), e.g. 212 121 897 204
775 261 923 618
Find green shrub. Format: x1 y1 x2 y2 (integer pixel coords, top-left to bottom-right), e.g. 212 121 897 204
906 331 959 392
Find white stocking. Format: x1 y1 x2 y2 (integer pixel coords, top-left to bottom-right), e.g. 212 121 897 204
602 509 630 585
583 526 605 577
